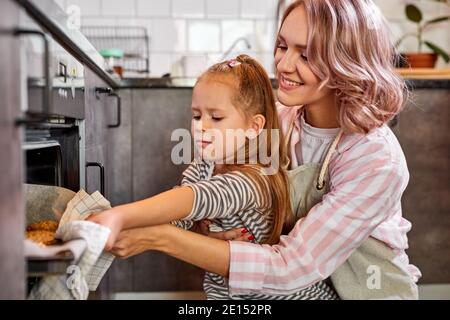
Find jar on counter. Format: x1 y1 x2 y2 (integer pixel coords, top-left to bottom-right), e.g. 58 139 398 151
100 48 124 78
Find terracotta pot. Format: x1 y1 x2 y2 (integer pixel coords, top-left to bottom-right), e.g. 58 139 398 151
403 53 438 68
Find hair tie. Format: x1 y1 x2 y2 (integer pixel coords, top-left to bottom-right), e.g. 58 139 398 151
227 59 242 68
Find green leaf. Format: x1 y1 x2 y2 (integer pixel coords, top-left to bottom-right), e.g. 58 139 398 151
424 41 450 63
406 4 423 23
424 16 450 26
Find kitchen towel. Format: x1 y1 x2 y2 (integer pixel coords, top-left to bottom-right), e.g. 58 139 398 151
28 189 115 300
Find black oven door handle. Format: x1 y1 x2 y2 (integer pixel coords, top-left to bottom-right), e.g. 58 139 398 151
86 162 105 195
108 92 121 128
14 29 52 124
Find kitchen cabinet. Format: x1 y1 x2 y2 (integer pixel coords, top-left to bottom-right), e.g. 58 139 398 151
391 88 450 284
84 69 123 202
0 0 26 300
84 68 111 198
106 89 132 207
131 89 204 292
105 88 205 293
84 68 124 299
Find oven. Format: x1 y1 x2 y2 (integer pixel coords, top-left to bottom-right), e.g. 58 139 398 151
15 6 88 293
0 0 122 299
18 8 86 192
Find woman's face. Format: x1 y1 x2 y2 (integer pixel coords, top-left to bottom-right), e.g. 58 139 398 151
275 5 333 107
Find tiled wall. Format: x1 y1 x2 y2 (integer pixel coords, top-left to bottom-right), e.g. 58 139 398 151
54 0 450 77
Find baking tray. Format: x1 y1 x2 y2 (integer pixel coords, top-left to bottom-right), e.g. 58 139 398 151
25 184 81 276
27 250 74 277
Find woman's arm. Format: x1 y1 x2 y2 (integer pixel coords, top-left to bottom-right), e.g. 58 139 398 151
158 225 231 277
225 135 410 295
110 223 251 260
111 224 231 277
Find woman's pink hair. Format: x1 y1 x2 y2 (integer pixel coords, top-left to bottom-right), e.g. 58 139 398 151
276 0 407 134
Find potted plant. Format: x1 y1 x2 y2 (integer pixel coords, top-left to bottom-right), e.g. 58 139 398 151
396 0 450 68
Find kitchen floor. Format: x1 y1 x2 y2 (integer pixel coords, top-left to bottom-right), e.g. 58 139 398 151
111 284 450 300
112 291 207 300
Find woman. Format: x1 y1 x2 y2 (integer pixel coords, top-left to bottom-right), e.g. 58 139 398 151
107 0 421 299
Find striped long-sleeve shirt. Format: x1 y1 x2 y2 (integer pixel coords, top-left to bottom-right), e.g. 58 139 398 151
227 103 422 296
173 161 338 300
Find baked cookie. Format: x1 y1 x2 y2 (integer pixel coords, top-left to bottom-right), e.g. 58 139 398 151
26 230 57 246
26 220 59 232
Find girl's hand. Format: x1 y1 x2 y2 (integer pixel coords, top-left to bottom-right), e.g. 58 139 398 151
86 208 124 251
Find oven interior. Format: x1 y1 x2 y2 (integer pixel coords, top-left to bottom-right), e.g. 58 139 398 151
24 118 80 191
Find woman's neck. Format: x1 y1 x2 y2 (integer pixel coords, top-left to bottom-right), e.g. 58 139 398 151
304 94 340 129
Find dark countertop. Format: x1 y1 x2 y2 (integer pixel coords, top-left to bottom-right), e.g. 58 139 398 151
405 79 450 89
119 77 450 90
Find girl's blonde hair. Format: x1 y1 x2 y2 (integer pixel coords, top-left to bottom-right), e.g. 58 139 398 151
196 54 294 245
276 0 407 134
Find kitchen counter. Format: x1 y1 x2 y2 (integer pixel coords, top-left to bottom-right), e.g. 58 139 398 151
405 79 450 89
119 77 280 89
119 76 450 90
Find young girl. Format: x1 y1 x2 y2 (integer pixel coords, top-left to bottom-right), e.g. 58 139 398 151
89 54 338 300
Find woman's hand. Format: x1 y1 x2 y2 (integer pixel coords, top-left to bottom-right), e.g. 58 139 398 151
195 220 254 241
108 224 231 277
110 225 165 258
86 208 124 251
110 222 253 259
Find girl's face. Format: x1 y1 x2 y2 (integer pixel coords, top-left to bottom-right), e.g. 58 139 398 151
274 5 333 107
191 80 252 162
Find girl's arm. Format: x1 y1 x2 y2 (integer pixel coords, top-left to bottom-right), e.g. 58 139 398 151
88 186 194 250
89 173 262 250
115 186 194 229
90 170 260 250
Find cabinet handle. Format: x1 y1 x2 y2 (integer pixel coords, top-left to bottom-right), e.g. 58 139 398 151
86 162 105 195
108 92 121 128
95 87 112 99
14 29 52 126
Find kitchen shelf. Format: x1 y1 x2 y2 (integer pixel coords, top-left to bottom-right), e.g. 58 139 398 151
396 68 450 79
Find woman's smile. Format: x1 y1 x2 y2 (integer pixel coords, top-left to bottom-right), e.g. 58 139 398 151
278 74 305 92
